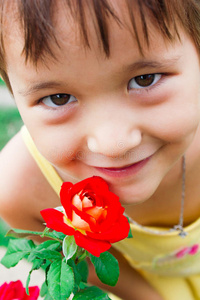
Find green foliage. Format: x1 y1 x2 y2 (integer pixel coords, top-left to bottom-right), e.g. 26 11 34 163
63 236 77 261
1 239 35 268
0 106 23 246
0 78 5 85
1 228 119 299
67 260 82 294
26 259 45 295
6 228 65 241
126 216 133 239
0 219 11 247
73 286 111 300
0 103 22 250
40 282 53 300
76 260 89 283
90 252 119 287
0 107 23 150
47 259 74 300
128 227 133 238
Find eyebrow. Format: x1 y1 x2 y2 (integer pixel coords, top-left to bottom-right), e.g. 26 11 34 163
18 81 64 97
18 56 181 97
123 55 182 73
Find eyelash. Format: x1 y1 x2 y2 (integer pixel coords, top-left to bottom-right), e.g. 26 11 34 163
38 94 77 108
37 73 165 109
128 73 164 93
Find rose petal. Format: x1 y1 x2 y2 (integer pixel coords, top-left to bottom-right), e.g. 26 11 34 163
98 195 124 232
0 281 40 300
87 214 130 243
0 281 24 300
88 176 110 194
72 193 83 211
0 283 15 300
0 282 7 297
74 231 111 257
11 280 25 298
40 209 75 235
52 176 130 256
82 196 93 208
72 205 100 232
86 206 106 221
72 177 109 199
71 210 91 231
60 182 74 219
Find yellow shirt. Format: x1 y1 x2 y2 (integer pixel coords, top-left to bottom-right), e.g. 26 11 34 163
21 126 200 300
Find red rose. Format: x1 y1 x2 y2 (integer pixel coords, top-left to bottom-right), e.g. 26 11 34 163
41 176 130 256
0 280 39 300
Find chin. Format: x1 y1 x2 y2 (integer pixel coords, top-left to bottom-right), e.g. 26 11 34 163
113 169 166 204
111 184 156 206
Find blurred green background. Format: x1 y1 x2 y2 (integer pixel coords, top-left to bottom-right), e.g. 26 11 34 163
0 80 23 246
0 78 4 85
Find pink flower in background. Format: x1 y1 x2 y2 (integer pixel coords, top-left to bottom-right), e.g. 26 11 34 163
0 280 39 300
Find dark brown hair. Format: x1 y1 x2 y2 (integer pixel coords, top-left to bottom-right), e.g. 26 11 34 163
1 0 200 92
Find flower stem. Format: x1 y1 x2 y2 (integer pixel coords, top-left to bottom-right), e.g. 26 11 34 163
75 250 88 264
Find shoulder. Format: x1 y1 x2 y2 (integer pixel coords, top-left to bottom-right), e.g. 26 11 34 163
0 130 58 231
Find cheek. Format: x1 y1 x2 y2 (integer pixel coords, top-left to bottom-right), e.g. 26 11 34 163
30 128 82 166
146 96 200 143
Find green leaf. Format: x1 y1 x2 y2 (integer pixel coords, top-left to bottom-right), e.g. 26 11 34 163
44 292 54 300
67 260 82 294
78 282 88 290
6 228 64 242
28 249 62 262
40 281 48 297
128 227 133 238
47 258 74 300
125 217 133 238
90 252 119 286
26 259 44 294
28 240 61 262
63 236 77 261
50 230 66 241
26 273 31 295
35 240 61 251
73 286 111 300
6 229 44 239
76 260 89 283
1 239 35 268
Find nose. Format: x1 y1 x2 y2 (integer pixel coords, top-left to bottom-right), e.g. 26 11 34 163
87 116 142 158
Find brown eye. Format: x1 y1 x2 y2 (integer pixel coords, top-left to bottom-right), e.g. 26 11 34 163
50 94 70 105
42 94 77 107
128 74 161 89
135 74 155 87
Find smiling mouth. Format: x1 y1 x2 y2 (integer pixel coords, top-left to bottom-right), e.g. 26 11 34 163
94 156 152 178
101 161 143 171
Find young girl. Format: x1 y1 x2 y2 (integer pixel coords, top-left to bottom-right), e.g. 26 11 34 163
0 0 200 299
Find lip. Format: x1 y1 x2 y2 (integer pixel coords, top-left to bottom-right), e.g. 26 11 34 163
94 156 152 178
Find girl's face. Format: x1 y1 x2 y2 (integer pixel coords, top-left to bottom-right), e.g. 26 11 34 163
5 5 200 205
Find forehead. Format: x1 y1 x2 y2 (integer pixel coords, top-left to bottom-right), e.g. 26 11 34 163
4 0 189 84
3 0 182 68
4 1 199 104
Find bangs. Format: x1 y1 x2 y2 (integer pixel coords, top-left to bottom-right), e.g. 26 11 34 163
0 0 200 66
